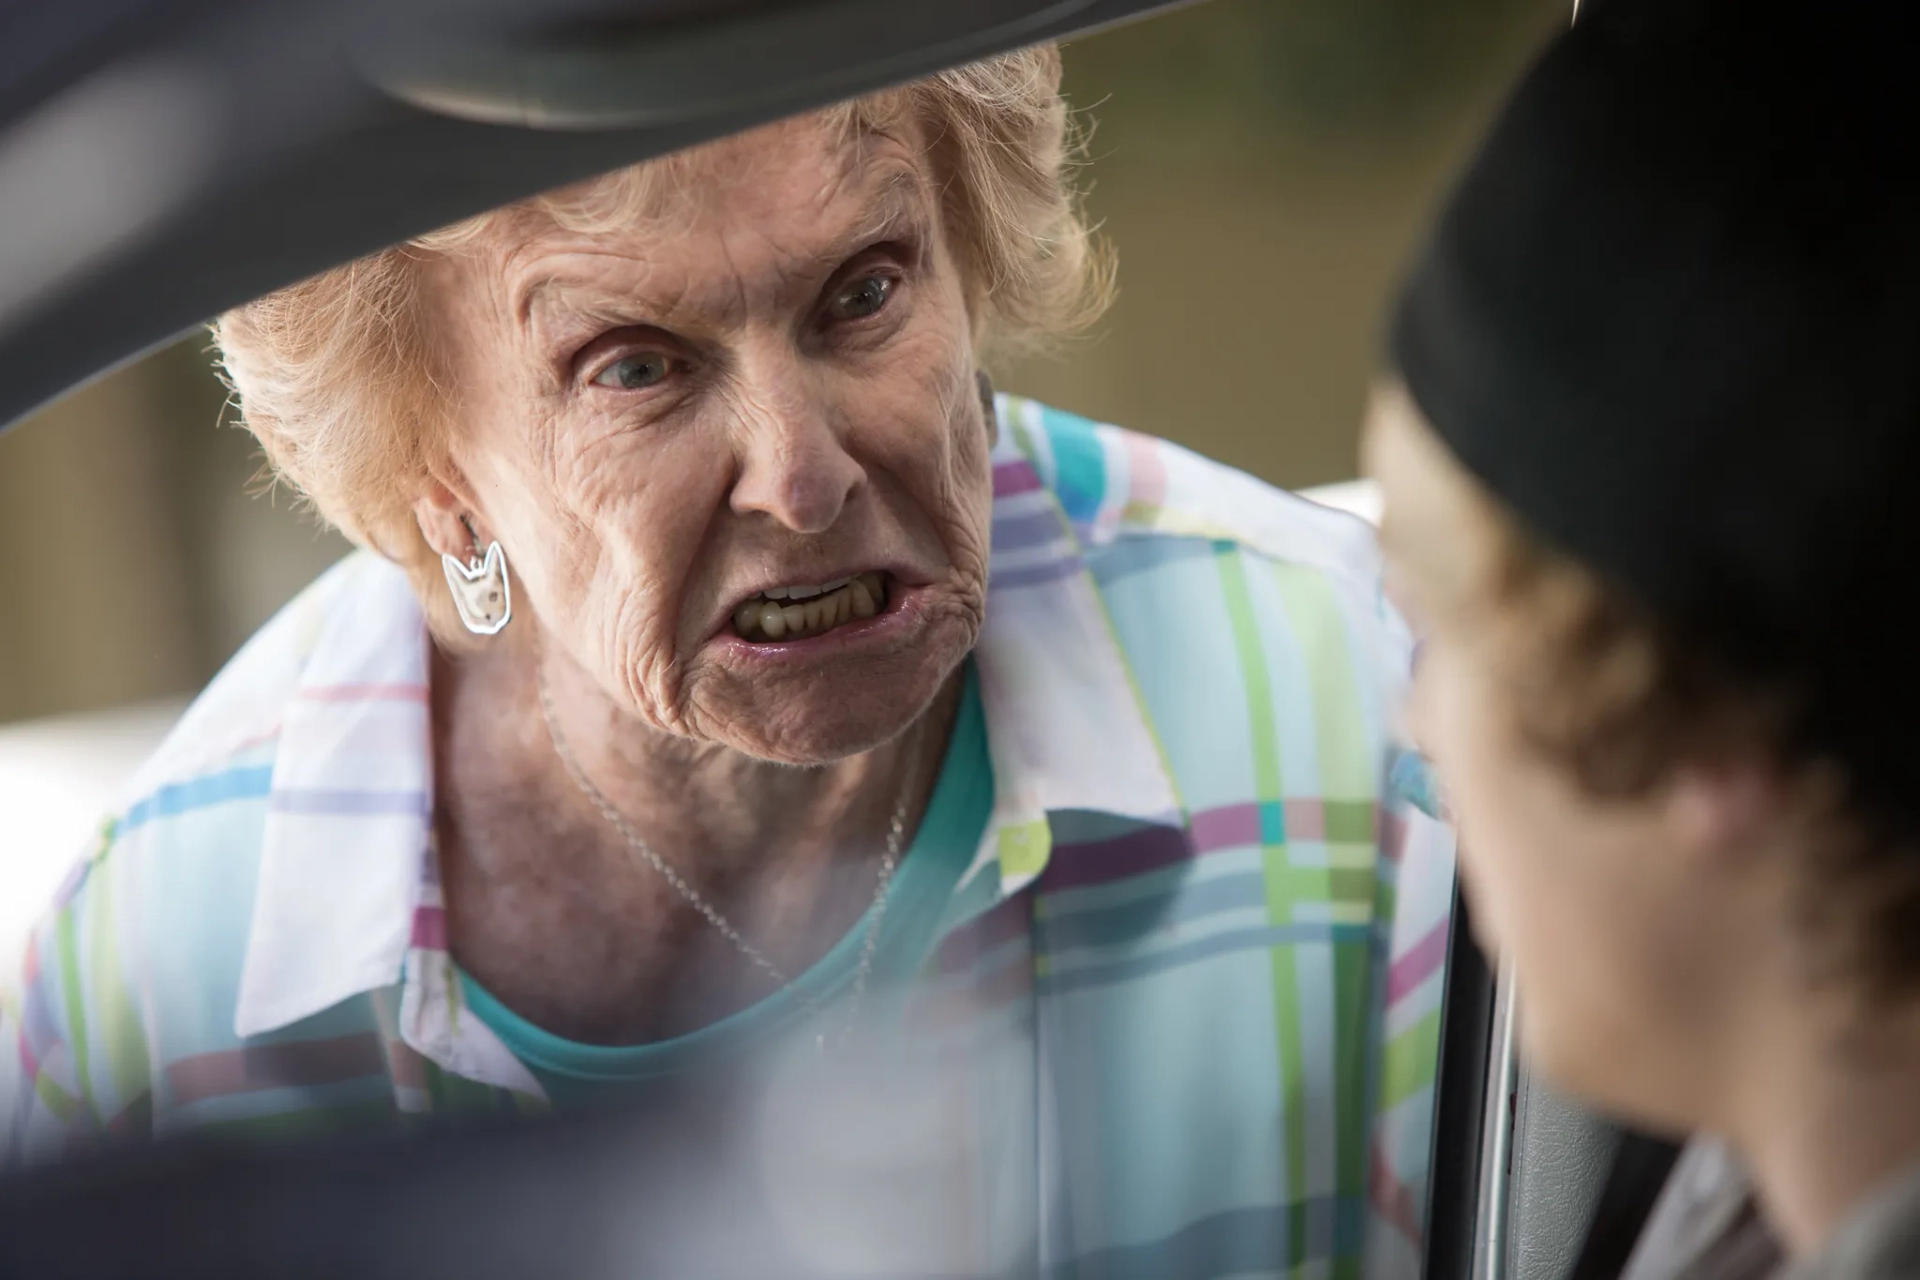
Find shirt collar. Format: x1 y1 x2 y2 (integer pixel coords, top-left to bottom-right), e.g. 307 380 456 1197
234 556 436 1038
233 402 1181 1037
964 404 1183 897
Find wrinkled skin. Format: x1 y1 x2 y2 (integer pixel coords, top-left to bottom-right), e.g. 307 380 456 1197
409 113 995 1044
419 115 991 763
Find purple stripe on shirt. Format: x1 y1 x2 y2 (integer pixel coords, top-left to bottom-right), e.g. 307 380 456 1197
992 460 1045 496
1186 799 1366 851
989 556 1086 590
933 892 1031 972
1036 799 1375 895
992 508 1068 552
1039 823 1195 893
269 788 429 816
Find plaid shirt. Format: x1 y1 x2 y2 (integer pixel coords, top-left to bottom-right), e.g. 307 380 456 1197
0 397 1456 1280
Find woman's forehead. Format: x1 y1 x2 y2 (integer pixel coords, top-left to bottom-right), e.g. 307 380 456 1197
497 111 926 251
448 113 936 325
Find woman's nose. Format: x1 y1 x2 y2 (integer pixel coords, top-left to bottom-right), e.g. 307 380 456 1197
728 384 865 535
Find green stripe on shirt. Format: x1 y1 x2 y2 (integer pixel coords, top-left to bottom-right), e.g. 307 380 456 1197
1215 540 1309 1274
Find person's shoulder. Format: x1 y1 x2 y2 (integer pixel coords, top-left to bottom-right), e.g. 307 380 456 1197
20 553 410 996
1001 395 1388 600
75 551 403 880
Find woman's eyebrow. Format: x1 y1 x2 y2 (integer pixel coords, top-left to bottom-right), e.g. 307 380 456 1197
517 273 651 346
778 161 934 284
844 165 935 250
512 163 936 337
516 252 702 339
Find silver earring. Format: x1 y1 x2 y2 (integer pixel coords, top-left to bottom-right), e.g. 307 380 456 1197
441 520 511 635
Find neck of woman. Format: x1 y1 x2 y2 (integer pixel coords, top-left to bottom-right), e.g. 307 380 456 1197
425 633 964 1045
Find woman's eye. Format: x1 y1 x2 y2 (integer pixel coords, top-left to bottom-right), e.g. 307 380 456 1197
591 352 672 390
827 274 894 321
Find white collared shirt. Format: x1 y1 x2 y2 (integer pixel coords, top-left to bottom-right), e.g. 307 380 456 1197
2 397 1456 1279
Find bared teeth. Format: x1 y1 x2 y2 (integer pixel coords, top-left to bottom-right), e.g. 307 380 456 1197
734 572 889 642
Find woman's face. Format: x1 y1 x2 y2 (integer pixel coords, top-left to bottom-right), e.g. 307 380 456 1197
419 114 993 764
1364 385 1776 1130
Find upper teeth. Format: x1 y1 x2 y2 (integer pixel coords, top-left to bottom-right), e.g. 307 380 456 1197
762 577 853 601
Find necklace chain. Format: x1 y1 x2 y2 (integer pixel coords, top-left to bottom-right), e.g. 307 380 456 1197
534 664 914 1038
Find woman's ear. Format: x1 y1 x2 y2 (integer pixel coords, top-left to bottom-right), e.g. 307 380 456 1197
414 478 481 561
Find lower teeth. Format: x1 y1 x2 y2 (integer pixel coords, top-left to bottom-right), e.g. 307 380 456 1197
735 572 888 642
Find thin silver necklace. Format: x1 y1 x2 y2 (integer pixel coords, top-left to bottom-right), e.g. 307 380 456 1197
534 661 915 1045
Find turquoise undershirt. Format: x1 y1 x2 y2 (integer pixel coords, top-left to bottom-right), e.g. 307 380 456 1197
456 660 992 1110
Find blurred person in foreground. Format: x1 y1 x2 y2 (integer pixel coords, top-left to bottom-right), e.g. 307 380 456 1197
0 47 1454 1278
1369 2 1920 1277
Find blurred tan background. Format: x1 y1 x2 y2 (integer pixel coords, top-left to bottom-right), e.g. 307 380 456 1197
0 0 1561 729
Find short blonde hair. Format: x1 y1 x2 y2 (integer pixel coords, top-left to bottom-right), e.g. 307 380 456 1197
213 47 1107 639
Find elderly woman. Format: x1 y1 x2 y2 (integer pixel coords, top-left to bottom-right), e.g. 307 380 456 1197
1372 3 1920 1279
1 47 1452 1279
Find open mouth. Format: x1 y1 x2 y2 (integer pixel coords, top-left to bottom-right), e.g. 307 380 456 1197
732 572 891 643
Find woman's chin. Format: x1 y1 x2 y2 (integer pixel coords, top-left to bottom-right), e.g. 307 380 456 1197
713 675 958 764
741 712 928 765
686 635 975 766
